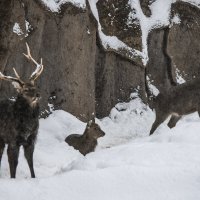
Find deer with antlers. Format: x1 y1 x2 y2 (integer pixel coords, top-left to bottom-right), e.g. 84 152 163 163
0 43 43 178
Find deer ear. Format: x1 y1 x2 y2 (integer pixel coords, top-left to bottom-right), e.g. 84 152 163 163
12 81 22 90
87 120 93 128
92 118 95 123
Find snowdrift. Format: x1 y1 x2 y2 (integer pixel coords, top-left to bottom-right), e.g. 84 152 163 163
0 96 200 200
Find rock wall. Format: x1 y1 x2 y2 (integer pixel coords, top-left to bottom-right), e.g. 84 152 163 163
146 1 200 93
1 0 97 121
1 0 200 121
0 0 145 121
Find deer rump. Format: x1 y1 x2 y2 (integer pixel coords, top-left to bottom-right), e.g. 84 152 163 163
150 79 200 135
0 43 43 178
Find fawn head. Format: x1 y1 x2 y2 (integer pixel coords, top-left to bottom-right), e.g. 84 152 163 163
86 118 105 139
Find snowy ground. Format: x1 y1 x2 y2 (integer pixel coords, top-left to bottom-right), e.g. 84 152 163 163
0 96 200 200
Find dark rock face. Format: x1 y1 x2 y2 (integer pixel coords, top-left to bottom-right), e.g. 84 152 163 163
146 1 200 96
146 28 172 92
1 0 96 121
140 0 155 17
97 0 142 51
0 0 145 121
168 1 200 82
0 0 19 69
95 45 145 118
1 0 200 121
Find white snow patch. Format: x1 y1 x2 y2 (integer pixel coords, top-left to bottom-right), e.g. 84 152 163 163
175 68 186 84
170 14 181 27
128 0 176 65
41 0 86 12
146 75 160 96
13 23 23 36
13 21 33 38
97 95 154 147
24 20 33 37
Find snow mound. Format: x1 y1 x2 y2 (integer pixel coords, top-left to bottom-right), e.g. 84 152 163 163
0 97 200 200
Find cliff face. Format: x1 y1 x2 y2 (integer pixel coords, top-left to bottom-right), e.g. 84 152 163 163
0 0 200 121
1 0 97 120
146 1 200 91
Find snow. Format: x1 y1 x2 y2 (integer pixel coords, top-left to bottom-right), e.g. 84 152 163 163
128 0 176 65
13 21 33 38
13 23 23 36
146 75 160 96
41 0 86 12
88 0 143 61
170 14 181 26
25 20 33 38
175 68 186 84
0 95 200 199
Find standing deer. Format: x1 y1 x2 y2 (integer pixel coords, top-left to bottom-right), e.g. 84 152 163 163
0 43 43 178
149 78 200 135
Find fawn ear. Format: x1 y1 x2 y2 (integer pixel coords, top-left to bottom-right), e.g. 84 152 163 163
87 120 93 128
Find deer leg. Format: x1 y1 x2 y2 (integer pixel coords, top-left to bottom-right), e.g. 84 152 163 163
198 109 200 118
7 144 20 178
0 142 4 176
149 113 168 135
23 142 35 178
0 139 5 168
167 115 182 128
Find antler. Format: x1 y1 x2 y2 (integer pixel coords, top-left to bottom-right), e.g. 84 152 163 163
0 68 24 85
23 42 43 81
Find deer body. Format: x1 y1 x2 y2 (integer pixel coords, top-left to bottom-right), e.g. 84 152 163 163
65 120 105 156
149 78 200 135
0 97 39 144
0 43 43 178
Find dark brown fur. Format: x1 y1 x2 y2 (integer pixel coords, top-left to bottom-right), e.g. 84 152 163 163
0 82 40 178
65 120 105 156
0 43 43 178
149 78 200 135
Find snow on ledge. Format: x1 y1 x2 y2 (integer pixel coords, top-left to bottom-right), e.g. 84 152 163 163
41 0 86 12
88 0 144 64
40 0 200 65
182 0 200 8
88 0 200 66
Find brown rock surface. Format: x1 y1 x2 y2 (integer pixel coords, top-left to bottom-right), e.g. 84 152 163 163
168 1 200 82
1 0 200 121
97 0 142 51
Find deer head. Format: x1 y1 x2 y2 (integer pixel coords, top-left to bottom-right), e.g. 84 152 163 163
86 118 105 139
0 43 43 106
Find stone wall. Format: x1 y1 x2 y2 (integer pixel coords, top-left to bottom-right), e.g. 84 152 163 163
1 0 200 121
